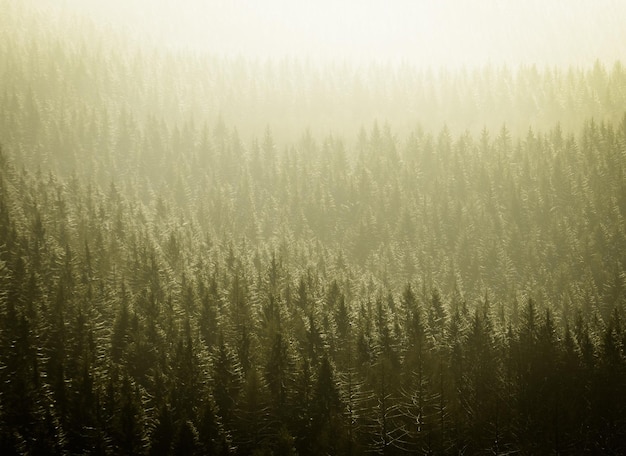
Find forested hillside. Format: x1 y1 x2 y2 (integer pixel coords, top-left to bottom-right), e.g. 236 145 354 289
1 2 626 455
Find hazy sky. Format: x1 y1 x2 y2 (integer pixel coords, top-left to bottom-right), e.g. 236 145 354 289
29 0 626 66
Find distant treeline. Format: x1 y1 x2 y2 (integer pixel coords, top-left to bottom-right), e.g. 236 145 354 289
3 0 626 145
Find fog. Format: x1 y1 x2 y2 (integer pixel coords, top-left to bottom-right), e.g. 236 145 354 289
3 1 626 454
27 0 626 66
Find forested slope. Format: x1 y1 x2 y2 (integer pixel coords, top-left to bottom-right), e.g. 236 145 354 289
1 2 626 455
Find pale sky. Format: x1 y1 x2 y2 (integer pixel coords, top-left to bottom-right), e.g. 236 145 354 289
25 0 626 66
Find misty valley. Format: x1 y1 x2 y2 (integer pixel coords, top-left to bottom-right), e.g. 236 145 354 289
1 1 626 455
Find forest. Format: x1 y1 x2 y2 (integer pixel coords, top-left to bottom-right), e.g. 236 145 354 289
1 1 626 454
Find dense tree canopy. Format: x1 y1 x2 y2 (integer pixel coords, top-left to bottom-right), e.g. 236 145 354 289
1 2 626 454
